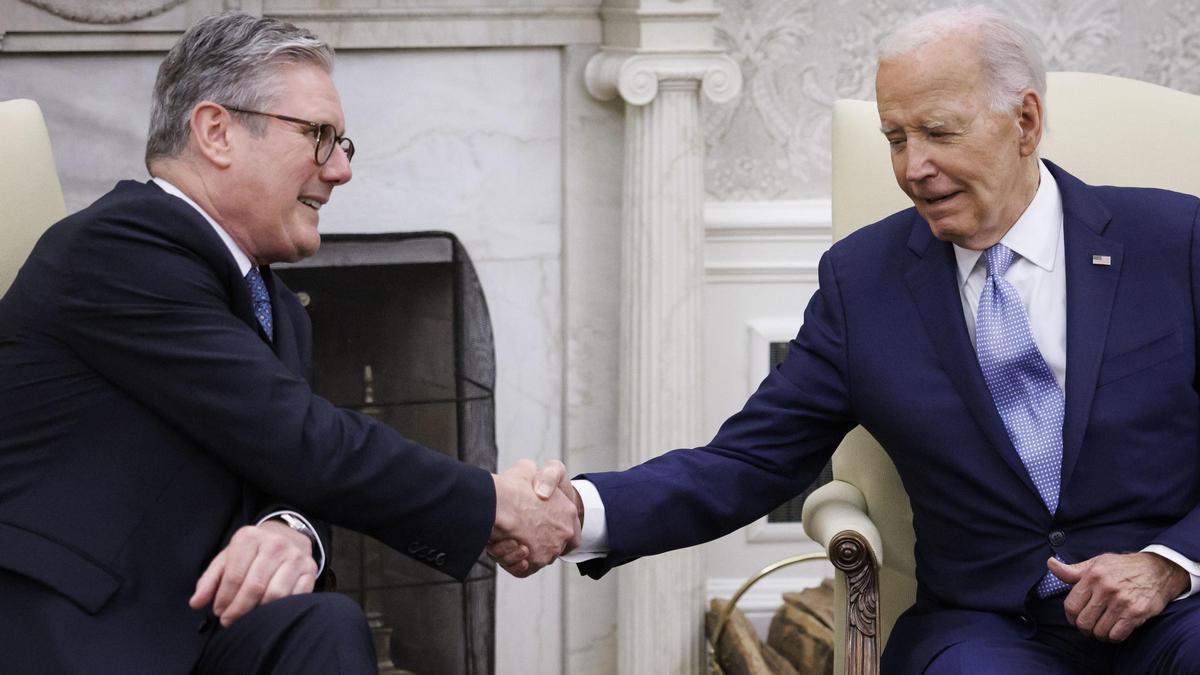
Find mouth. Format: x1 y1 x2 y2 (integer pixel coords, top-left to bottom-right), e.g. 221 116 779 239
919 191 960 206
298 196 325 211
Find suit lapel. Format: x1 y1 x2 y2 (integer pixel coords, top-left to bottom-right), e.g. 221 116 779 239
1049 162 1121 491
903 217 1044 501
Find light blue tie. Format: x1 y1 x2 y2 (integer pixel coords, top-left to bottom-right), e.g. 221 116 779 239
245 267 273 342
975 244 1068 598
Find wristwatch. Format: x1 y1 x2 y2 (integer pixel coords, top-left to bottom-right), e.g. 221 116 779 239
276 513 319 551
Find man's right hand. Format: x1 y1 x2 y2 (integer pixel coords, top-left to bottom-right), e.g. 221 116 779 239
489 459 581 577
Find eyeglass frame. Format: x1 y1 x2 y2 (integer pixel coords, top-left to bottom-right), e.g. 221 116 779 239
222 105 355 165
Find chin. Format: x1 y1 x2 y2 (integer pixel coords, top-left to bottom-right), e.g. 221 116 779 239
926 220 975 246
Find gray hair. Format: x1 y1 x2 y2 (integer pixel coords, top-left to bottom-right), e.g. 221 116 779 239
878 6 1046 113
145 12 334 170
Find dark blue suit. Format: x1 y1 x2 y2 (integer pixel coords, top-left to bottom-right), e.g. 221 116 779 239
0 180 494 673
580 162 1200 671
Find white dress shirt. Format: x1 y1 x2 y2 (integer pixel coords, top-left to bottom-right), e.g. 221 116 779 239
569 161 1198 598
150 177 326 575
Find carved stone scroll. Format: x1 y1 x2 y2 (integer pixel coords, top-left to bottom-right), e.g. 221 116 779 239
18 0 188 24
830 530 879 675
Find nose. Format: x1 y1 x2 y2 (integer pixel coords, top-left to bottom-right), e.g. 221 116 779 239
320 144 353 185
903 138 937 184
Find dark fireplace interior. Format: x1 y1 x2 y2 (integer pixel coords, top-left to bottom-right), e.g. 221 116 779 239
276 232 496 675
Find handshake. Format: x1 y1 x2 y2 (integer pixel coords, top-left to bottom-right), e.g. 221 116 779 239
489 459 583 578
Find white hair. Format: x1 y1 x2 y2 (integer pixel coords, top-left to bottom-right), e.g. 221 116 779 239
878 6 1046 113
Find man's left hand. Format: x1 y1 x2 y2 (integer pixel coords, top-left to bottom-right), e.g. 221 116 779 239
189 520 319 627
1049 552 1190 643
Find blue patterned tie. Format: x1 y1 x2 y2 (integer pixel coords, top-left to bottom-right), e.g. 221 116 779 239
245 267 273 342
975 244 1068 598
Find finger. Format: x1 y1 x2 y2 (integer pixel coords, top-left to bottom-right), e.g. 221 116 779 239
212 531 261 616
190 549 227 610
498 545 529 567
535 461 568 499
261 557 316 606
291 571 317 597
1073 594 1106 634
502 559 533 578
219 553 276 626
487 539 522 559
487 540 529 567
261 561 300 607
1048 556 1086 584
1061 583 1092 626
1108 617 1141 643
1090 606 1120 642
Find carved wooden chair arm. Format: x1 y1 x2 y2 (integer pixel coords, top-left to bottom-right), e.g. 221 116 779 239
802 480 882 675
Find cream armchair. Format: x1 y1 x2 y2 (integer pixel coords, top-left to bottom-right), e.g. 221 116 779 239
801 72 1200 675
0 99 66 295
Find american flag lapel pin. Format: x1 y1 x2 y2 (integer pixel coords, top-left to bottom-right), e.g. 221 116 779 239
1092 254 1112 266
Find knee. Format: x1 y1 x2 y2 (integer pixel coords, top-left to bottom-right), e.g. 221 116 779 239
296 592 369 635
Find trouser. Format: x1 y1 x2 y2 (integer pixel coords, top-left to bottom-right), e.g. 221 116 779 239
925 593 1200 674
192 592 375 675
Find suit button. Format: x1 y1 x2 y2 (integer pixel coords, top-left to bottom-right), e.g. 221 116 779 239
1049 530 1066 547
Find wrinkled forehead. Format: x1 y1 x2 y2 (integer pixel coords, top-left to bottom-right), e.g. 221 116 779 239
876 40 989 111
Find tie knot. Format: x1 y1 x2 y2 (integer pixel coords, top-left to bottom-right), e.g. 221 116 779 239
984 243 1015 279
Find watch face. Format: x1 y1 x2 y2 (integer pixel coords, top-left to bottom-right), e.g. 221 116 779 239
279 514 309 534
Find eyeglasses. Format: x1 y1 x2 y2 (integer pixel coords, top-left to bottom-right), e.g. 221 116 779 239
223 105 355 165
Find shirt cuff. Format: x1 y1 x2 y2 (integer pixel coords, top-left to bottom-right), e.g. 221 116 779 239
560 479 609 563
259 510 326 577
1142 544 1199 600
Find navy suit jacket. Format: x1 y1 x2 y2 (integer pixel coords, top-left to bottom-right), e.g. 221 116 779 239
579 162 1200 671
0 180 494 673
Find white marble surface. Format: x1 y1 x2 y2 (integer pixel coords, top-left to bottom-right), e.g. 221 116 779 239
1 45 568 675
562 43 623 675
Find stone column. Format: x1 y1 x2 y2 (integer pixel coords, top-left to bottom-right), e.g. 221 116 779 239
585 3 740 670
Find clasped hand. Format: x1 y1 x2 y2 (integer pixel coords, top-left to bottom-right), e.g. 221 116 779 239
1049 552 1190 643
489 459 582 577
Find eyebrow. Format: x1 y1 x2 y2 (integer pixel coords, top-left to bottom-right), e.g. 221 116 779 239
880 119 949 135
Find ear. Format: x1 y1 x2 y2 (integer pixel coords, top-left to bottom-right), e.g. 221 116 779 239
188 101 236 169
1016 89 1043 157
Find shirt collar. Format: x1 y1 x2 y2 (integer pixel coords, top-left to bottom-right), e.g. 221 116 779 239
151 176 254 276
953 159 1062 286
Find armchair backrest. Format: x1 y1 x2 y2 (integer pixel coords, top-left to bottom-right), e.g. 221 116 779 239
0 99 66 296
828 72 1200 661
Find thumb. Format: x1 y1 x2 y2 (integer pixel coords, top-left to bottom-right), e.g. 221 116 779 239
535 460 568 499
1047 556 1087 583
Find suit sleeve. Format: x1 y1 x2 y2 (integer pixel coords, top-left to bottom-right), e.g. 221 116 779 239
53 211 493 581
1149 196 1200 561
579 249 858 578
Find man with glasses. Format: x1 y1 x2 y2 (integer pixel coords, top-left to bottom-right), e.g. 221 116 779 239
0 12 579 674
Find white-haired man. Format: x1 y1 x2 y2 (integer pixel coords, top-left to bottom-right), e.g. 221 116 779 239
0 12 579 673
495 7 1200 673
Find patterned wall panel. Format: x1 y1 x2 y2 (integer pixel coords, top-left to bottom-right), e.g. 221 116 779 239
705 0 1200 201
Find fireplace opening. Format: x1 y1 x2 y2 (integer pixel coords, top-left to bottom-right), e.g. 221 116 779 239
276 232 496 675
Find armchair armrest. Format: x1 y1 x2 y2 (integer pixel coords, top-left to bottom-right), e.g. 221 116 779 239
802 480 881 675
